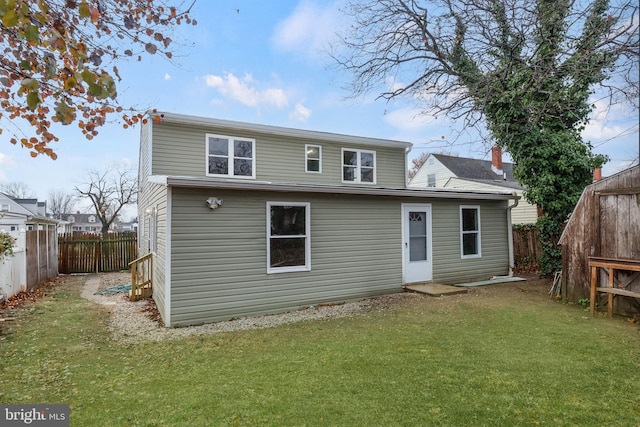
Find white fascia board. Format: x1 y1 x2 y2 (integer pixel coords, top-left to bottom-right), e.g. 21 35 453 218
153 175 519 201
150 111 413 150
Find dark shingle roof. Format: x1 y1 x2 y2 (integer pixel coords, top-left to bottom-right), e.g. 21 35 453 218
433 153 524 190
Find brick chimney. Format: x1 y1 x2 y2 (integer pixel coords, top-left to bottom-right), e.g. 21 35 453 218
593 167 602 182
491 146 503 177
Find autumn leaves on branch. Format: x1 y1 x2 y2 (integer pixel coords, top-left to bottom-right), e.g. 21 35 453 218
0 0 197 159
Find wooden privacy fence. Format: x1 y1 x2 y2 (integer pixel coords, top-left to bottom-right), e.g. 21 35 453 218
512 225 542 270
58 232 137 273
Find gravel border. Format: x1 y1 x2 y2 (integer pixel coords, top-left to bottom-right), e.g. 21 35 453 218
83 274 417 344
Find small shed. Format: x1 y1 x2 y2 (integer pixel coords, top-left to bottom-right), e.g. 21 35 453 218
559 165 640 316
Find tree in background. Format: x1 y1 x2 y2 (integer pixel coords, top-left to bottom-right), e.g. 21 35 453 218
334 0 638 275
408 152 429 180
0 1 197 159
47 188 76 219
74 164 137 235
0 181 35 198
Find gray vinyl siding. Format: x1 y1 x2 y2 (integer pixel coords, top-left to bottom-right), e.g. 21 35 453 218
151 122 406 187
165 188 510 326
168 188 404 326
431 200 510 283
137 123 169 320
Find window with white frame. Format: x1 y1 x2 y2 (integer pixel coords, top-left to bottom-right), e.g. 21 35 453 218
342 148 376 183
460 206 481 258
267 202 310 273
305 144 322 173
206 134 255 178
427 174 436 187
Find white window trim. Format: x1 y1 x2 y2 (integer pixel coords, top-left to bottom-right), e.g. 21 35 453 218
267 201 311 274
305 144 322 174
460 205 481 259
341 148 377 184
427 173 436 187
205 133 256 179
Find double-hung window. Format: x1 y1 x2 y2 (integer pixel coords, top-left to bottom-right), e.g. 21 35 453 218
460 206 481 258
206 134 255 178
342 148 376 184
305 144 322 173
267 202 310 273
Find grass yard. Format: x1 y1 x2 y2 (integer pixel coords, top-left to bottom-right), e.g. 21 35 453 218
1 275 639 426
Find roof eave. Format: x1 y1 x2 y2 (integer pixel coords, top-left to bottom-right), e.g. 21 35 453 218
149 175 518 201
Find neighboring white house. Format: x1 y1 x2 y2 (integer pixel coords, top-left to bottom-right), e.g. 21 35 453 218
0 193 50 232
57 213 102 234
408 148 538 224
0 193 59 299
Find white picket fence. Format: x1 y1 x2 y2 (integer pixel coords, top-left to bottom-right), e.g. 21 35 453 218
0 245 27 300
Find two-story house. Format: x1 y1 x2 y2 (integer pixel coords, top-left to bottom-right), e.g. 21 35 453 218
137 112 520 327
58 213 102 234
408 148 538 224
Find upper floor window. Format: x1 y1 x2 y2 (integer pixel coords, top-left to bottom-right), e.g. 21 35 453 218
305 144 322 173
88 215 96 223
342 148 376 184
427 174 436 187
68 216 75 223
460 206 481 258
206 134 256 178
0 204 9 212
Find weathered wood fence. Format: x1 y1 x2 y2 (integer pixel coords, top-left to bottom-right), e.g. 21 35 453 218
512 225 542 270
1 227 58 299
58 232 137 273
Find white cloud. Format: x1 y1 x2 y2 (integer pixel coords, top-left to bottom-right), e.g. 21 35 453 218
384 107 436 131
0 153 16 181
272 1 343 57
289 103 312 122
164 73 171 80
204 73 289 110
582 97 636 141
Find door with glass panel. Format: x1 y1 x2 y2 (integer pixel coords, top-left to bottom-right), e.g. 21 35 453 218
402 204 433 283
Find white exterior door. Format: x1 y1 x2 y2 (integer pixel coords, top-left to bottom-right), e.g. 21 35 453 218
402 204 433 283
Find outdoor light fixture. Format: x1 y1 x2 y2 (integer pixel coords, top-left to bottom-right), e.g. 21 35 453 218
205 197 224 210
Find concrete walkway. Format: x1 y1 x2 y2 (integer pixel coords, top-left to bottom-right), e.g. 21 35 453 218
404 283 468 296
404 276 526 296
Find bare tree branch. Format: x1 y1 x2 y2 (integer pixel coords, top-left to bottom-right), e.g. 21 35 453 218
75 164 137 235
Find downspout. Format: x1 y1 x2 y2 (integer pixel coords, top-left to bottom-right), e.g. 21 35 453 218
405 146 412 186
506 193 519 276
492 192 519 279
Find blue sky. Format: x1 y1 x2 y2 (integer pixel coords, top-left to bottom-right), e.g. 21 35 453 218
0 0 638 219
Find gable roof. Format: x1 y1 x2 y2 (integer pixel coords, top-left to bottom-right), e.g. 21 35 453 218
432 153 524 190
61 213 100 224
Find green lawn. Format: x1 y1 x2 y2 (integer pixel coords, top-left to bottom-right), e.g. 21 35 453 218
1 276 639 426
